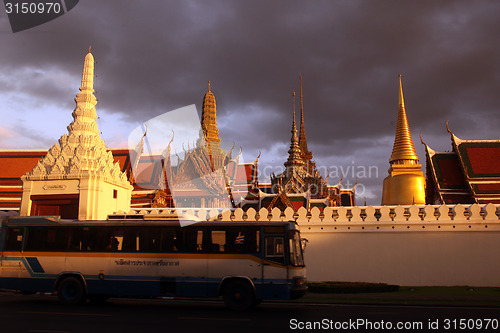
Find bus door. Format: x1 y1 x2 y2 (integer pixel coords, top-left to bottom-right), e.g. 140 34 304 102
1 227 26 279
262 227 288 298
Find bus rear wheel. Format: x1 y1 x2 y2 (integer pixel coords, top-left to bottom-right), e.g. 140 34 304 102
57 276 86 305
223 280 255 310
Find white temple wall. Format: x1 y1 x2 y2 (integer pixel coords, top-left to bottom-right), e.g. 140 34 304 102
125 203 500 286
301 228 500 286
79 178 131 220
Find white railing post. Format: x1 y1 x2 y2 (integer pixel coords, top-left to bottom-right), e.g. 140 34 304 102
246 208 257 221
379 206 391 221
270 207 282 221
393 206 406 222
323 207 334 222
283 207 295 221
310 207 321 222
296 207 308 223
438 205 451 221
233 208 244 221
408 205 421 222
258 207 269 221
468 203 482 220
364 206 377 222
483 203 498 221
452 204 465 220
423 205 435 221
336 207 349 222
350 206 363 222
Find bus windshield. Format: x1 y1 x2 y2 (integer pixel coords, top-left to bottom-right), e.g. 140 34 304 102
289 231 304 267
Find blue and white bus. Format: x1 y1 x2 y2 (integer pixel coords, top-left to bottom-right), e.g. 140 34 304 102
0 214 307 310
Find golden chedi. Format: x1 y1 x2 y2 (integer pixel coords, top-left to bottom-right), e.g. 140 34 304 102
381 75 425 205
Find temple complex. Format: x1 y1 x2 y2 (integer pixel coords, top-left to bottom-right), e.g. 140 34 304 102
423 122 500 204
4 49 500 214
0 65 356 213
381 75 425 205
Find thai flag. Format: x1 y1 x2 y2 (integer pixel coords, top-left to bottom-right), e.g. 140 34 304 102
234 234 245 244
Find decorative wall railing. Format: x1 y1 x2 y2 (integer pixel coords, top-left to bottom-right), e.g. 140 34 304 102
118 204 500 231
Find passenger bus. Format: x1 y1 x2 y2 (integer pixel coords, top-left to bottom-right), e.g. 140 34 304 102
0 214 307 310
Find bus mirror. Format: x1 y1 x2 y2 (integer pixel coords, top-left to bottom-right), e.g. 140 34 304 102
301 238 308 252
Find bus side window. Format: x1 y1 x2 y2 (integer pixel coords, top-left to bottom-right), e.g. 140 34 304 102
83 227 112 252
137 227 161 253
210 230 226 253
107 229 124 252
80 227 92 251
67 227 83 251
121 228 138 252
162 227 181 252
5 228 24 251
183 229 204 253
265 236 285 264
25 227 68 251
226 227 259 253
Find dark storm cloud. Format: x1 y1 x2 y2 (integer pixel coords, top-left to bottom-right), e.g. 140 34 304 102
2 0 500 203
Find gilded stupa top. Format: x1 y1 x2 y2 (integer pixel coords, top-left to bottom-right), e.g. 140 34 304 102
389 75 419 164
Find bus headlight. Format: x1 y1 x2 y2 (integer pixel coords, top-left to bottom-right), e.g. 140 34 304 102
293 276 306 287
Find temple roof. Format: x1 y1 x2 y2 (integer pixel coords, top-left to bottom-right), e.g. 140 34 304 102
423 141 472 204
448 124 500 202
423 123 500 204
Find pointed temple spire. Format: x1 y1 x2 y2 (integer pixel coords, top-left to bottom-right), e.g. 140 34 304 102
66 48 99 136
200 80 220 144
381 74 425 205
298 74 312 160
389 74 419 164
285 90 304 167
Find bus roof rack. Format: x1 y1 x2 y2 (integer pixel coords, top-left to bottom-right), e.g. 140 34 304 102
107 213 203 222
5 216 61 224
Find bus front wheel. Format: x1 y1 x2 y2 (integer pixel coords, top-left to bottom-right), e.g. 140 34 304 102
57 276 86 305
223 280 255 310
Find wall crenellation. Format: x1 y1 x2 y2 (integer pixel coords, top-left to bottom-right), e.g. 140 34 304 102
120 203 500 232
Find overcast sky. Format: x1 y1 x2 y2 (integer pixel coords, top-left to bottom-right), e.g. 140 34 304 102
1 1 499 204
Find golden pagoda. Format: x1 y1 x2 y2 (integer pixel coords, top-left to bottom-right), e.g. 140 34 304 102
381 75 425 205
197 80 224 170
200 80 220 144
